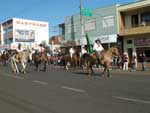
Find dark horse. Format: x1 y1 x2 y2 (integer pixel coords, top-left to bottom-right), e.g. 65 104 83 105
81 46 120 77
0 50 9 66
32 50 49 72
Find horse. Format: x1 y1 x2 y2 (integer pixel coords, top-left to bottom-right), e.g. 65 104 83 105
32 49 49 72
11 50 30 73
81 46 120 77
0 50 9 66
64 52 80 70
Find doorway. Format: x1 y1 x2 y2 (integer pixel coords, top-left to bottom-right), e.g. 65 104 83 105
127 48 133 67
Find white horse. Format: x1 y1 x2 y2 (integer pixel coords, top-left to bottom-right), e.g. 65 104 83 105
11 50 30 74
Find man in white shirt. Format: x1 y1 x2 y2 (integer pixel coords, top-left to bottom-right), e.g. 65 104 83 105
16 43 24 53
93 38 104 60
69 46 75 58
82 46 87 55
15 43 24 62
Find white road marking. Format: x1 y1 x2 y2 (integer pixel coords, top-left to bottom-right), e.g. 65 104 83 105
33 80 48 85
4 74 24 80
113 96 150 104
61 86 86 93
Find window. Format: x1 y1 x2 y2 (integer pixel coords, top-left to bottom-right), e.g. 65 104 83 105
141 12 150 24
67 24 77 33
131 14 138 27
84 19 96 31
127 40 132 44
103 16 115 28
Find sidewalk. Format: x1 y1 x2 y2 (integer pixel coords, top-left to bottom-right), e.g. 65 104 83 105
110 68 150 75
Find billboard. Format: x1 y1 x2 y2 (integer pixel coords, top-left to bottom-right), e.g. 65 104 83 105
15 29 35 42
13 18 49 44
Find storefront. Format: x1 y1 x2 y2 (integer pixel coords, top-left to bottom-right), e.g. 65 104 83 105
123 34 150 69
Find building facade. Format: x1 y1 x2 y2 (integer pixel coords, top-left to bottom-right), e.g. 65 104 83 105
0 18 49 50
118 0 150 68
63 5 119 49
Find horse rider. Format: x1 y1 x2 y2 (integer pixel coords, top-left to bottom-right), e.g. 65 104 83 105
15 43 24 60
93 38 104 60
82 46 87 55
16 43 24 53
69 46 75 59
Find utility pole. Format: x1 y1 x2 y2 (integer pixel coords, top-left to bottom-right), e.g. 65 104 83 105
80 0 84 55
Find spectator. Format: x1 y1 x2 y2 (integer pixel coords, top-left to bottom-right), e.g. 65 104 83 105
140 52 146 71
123 52 129 71
132 55 137 71
112 56 117 69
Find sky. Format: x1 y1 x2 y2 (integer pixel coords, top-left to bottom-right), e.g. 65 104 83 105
0 0 135 37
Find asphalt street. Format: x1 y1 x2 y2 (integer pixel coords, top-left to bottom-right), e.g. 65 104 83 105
0 64 150 113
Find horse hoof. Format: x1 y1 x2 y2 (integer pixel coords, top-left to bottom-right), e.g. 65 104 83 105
107 74 111 78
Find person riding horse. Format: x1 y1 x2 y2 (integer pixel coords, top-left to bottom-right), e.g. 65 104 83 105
69 46 75 59
93 38 104 62
31 44 50 72
16 43 24 62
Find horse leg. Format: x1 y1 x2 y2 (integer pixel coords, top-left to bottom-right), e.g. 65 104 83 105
21 62 26 73
35 61 39 72
107 67 110 78
102 65 106 76
90 65 94 76
87 62 92 77
13 58 19 74
43 61 46 72
11 58 17 73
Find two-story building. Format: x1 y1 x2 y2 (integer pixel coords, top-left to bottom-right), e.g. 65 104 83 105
118 0 150 68
63 4 119 49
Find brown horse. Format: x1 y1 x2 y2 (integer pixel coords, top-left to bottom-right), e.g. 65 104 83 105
64 52 80 70
32 50 49 72
11 50 29 73
0 50 9 66
81 46 120 77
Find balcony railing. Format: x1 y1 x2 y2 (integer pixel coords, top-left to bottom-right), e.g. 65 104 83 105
120 22 150 36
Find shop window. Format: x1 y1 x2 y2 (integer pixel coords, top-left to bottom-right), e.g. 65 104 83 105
127 40 132 44
136 47 150 62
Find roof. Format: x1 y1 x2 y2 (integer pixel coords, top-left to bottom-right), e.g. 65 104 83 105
118 0 150 12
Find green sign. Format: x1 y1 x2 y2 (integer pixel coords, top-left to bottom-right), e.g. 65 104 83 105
82 8 92 17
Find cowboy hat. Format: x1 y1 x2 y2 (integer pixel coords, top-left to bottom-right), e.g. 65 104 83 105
95 38 101 43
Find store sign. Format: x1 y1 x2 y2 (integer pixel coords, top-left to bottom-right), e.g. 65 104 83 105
96 34 117 44
16 20 47 27
134 38 150 46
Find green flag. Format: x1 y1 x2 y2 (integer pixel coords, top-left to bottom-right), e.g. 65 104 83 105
86 32 93 53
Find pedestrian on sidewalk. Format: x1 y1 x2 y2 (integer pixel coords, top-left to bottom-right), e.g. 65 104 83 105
131 55 137 71
140 52 146 71
123 52 129 71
